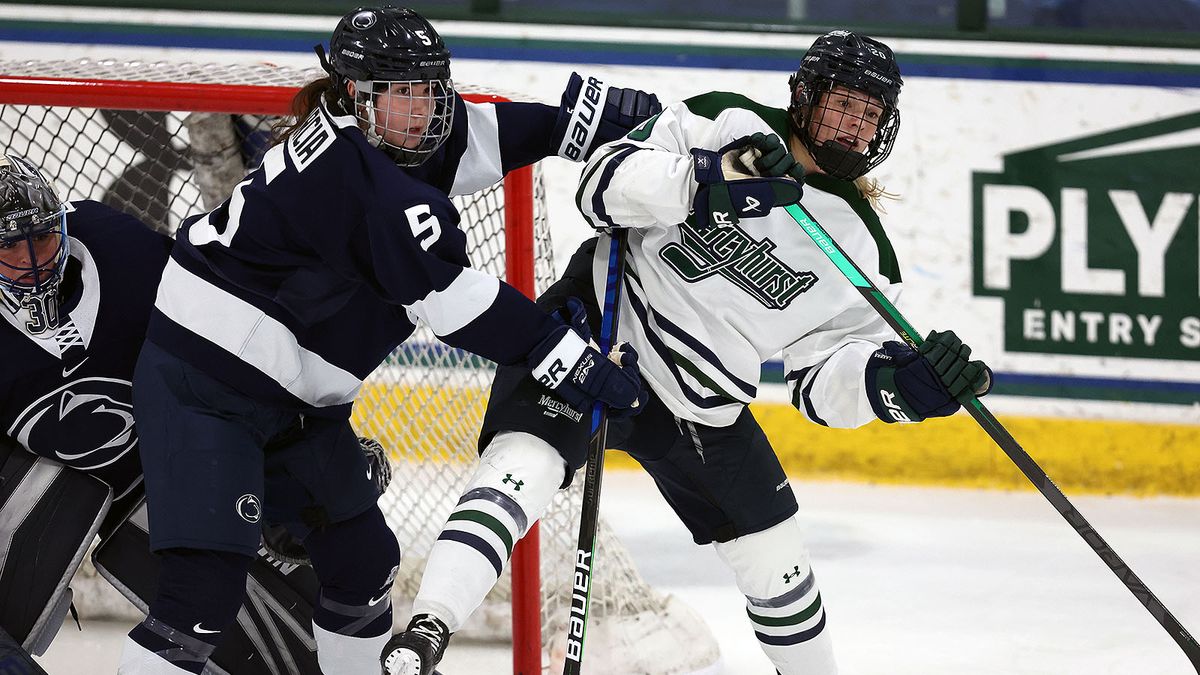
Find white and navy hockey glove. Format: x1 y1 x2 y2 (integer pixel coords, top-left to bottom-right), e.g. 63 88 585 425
865 330 993 423
555 71 661 161
691 133 804 230
527 311 646 416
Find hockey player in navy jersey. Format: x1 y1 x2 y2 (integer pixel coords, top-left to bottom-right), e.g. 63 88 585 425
120 5 658 675
394 31 996 675
0 153 348 675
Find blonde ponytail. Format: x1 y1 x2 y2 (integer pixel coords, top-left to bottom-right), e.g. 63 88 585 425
853 175 899 213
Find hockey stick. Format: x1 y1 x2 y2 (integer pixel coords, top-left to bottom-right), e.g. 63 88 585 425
562 229 629 675
784 202 1200 671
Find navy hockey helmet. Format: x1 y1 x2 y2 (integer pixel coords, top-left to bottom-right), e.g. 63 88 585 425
0 153 68 335
325 6 455 166
788 30 903 180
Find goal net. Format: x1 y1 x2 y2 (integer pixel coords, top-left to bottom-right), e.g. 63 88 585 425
0 58 719 674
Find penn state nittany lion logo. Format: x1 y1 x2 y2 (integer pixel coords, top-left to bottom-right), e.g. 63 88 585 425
8 377 136 471
351 11 376 29
236 493 262 523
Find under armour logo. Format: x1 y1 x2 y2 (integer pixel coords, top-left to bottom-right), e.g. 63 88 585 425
502 474 524 491
743 196 762 212
783 565 803 584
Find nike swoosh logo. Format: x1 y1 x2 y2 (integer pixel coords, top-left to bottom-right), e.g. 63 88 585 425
367 591 389 607
193 623 220 634
62 357 88 378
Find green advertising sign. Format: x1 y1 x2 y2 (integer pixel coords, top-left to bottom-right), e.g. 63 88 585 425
972 110 1200 360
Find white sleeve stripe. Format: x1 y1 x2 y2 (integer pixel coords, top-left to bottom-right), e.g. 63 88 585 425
403 268 500 337
449 102 504 197
155 258 363 407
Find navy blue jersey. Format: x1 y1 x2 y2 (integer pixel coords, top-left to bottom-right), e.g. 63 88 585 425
148 99 562 416
0 200 172 499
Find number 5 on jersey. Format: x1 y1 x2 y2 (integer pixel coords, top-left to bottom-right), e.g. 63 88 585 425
406 204 441 250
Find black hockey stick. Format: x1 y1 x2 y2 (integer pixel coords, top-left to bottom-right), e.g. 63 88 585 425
562 229 629 675
785 203 1200 672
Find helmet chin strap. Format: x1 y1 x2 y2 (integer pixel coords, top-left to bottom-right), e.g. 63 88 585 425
810 139 870 181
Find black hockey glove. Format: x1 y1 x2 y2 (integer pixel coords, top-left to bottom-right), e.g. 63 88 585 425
527 312 646 416
691 133 804 230
555 71 662 161
918 330 993 400
865 331 992 424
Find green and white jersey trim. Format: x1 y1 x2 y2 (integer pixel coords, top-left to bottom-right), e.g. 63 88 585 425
580 92 903 428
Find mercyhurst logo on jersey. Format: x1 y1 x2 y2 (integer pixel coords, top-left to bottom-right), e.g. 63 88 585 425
972 110 1200 360
660 221 817 309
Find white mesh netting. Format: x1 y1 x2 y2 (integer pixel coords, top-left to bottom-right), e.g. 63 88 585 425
0 58 719 672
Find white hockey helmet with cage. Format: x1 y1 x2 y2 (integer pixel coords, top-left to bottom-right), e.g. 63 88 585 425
0 153 68 335
323 6 455 167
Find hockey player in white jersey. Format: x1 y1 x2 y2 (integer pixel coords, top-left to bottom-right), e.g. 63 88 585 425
386 31 993 674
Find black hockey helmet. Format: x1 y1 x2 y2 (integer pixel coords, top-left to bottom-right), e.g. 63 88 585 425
0 153 68 335
322 6 455 166
788 30 903 180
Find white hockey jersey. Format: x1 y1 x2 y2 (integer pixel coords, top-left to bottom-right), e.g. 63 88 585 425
577 92 903 428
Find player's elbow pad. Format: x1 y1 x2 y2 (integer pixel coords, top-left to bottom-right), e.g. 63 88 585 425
864 341 960 423
554 72 661 162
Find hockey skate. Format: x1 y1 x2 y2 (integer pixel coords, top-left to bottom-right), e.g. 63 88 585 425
381 614 451 675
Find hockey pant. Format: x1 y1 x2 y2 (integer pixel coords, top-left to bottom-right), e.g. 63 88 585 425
0 438 111 657
95 502 323 675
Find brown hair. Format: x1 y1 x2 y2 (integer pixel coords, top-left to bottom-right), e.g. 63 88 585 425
271 77 342 146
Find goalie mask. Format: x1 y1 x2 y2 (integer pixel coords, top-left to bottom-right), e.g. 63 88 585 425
0 154 68 335
324 6 455 167
788 30 902 181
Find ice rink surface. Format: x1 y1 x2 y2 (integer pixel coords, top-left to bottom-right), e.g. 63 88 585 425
36 471 1200 674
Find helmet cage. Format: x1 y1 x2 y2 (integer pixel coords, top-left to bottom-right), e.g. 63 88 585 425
791 77 900 181
351 77 455 167
0 155 68 334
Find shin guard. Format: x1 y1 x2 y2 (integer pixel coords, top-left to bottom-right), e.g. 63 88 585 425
304 506 400 675
714 517 837 675
412 431 564 632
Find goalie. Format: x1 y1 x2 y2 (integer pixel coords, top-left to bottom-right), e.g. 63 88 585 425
0 152 335 674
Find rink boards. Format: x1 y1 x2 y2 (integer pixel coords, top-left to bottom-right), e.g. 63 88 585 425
355 364 1200 497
